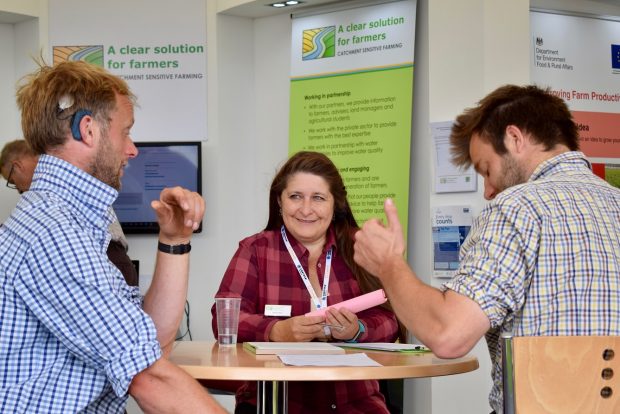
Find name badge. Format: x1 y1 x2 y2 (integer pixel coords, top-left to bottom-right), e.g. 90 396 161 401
265 304 292 317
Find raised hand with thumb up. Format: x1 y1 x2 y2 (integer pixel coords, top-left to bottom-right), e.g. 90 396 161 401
353 198 406 279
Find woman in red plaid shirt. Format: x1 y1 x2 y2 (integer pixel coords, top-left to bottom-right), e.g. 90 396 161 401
212 151 400 413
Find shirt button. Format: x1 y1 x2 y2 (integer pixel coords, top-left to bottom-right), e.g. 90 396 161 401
318 263 322 267
331 404 336 410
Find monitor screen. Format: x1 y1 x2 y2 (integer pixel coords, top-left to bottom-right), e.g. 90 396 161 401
114 141 202 234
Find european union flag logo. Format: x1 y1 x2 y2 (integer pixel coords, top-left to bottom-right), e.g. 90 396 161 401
612 44 620 69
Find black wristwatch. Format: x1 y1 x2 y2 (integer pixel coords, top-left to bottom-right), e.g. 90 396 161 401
158 241 192 255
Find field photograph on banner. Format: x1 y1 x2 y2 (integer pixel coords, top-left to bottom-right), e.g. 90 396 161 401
289 0 416 232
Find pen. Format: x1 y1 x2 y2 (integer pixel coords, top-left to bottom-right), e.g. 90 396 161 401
319 323 344 331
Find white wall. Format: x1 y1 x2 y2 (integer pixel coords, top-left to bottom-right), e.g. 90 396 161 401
0 0 41 16
0 23 17 138
3 0 620 413
0 8 41 221
0 23 20 219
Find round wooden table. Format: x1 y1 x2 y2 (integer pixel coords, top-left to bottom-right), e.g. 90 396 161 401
170 341 479 413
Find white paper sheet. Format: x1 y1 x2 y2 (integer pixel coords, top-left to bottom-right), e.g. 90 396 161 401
278 353 382 367
431 121 477 193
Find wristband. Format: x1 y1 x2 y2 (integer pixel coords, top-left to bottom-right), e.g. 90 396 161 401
158 241 191 255
345 320 365 343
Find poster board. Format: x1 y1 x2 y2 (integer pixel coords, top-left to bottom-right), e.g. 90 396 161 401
49 0 207 142
289 0 416 231
531 10 620 163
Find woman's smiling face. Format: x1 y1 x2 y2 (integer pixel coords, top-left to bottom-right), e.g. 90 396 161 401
279 172 335 247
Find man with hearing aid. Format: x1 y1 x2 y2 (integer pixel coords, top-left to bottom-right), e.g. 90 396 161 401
0 61 224 413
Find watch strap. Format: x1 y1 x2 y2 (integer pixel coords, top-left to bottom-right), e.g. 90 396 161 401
158 241 192 255
345 320 365 343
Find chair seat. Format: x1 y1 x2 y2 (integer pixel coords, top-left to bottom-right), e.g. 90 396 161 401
504 335 620 414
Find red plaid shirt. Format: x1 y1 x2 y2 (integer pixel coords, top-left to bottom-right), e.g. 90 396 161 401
212 226 398 413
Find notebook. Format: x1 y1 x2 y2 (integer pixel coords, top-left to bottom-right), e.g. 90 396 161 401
243 341 345 355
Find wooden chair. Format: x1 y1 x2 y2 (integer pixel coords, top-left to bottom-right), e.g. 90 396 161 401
502 334 620 414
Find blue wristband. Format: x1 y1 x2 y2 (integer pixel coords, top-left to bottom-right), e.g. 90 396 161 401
345 320 365 343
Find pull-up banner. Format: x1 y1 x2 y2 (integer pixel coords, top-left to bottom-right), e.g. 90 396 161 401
531 11 620 161
289 0 416 232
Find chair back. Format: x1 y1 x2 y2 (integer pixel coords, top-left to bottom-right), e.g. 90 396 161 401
502 335 620 414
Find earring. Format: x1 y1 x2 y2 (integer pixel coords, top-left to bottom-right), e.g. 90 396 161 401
279 208 282 216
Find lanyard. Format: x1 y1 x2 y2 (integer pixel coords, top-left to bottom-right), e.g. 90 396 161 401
281 225 332 310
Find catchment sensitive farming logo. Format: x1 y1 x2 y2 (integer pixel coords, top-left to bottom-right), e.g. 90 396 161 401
53 45 104 66
302 26 336 61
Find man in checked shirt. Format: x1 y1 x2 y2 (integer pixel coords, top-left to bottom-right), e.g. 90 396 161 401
354 84 620 414
0 61 224 413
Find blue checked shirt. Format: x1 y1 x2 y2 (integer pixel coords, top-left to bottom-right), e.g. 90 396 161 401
444 151 620 413
0 155 161 413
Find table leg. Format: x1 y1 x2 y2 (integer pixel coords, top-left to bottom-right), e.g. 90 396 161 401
281 381 288 414
257 380 288 414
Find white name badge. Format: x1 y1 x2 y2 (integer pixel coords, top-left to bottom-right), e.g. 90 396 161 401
265 304 292 317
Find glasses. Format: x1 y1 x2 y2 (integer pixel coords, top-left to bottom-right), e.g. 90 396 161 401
5 163 17 190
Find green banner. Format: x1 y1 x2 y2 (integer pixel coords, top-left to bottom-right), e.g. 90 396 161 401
289 0 415 232
289 65 413 230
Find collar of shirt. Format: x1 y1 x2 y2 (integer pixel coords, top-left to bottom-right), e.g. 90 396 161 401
30 154 118 231
281 225 338 258
528 151 591 182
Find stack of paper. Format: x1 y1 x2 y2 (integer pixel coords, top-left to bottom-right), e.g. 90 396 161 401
243 342 345 355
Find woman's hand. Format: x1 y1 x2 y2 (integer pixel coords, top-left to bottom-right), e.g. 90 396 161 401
268 315 326 342
325 308 360 341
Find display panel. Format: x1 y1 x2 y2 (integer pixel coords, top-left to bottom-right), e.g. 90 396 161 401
114 141 202 234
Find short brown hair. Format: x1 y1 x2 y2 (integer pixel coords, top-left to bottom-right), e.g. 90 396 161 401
0 139 34 174
450 84 579 168
16 61 135 154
